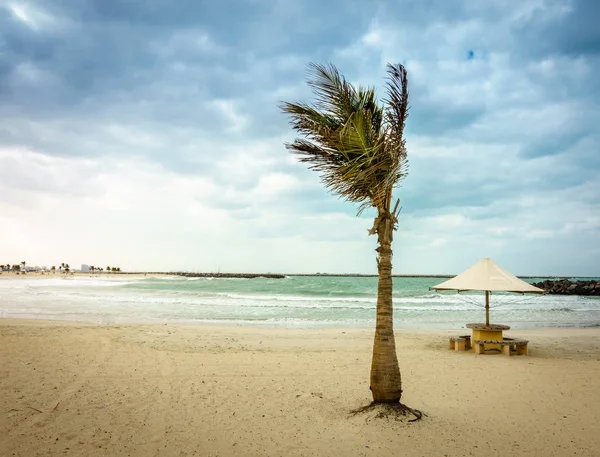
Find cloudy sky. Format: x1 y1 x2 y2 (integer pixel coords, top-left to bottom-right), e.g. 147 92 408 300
1 0 598 276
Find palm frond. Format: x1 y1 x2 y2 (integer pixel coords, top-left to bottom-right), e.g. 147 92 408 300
281 62 409 214
306 63 358 122
382 63 410 187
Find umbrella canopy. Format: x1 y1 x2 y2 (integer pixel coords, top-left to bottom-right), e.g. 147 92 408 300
432 258 545 294
431 258 544 325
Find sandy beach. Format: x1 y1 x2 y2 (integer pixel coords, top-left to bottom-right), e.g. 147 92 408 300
1 319 599 456
0 272 160 280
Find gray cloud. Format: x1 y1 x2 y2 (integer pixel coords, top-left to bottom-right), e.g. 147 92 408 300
1 0 598 274
514 0 600 58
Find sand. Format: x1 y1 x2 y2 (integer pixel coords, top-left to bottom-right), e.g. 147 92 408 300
1 320 599 457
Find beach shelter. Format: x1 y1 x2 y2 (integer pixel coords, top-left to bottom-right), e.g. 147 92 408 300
431 257 545 326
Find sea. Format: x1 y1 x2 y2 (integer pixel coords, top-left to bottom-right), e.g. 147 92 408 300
0 275 599 329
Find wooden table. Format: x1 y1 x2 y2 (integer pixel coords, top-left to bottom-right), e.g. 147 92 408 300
466 323 511 351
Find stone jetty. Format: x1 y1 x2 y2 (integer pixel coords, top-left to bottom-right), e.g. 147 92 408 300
532 279 600 296
174 272 286 279
124 272 286 279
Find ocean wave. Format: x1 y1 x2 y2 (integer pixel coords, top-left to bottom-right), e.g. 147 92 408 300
141 276 182 281
1 277 138 288
24 289 575 312
2 274 598 329
214 292 375 303
212 292 479 304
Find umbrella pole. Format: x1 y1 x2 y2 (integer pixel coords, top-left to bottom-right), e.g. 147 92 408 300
485 290 490 326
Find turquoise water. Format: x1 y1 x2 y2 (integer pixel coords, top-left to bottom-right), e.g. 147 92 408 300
0 275 599 329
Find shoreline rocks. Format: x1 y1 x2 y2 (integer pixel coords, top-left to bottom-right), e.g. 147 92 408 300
120 272 286 279
173 272 286 279
532 279 600 296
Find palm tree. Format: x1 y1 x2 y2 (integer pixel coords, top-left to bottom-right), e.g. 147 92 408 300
51 266 56 274
106 265 111 273
281 63 410 406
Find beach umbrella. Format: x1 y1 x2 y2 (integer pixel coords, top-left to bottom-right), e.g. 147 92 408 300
431 258 544 326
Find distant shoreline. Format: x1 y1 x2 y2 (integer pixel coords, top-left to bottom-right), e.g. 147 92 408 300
2 271 597 280
132 272 598 279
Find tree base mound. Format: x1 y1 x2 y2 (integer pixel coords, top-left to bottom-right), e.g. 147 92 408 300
350 401 423 422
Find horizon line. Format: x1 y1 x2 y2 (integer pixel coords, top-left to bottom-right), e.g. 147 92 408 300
87 271 600 279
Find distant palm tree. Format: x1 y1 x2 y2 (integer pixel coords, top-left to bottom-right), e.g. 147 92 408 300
51 266 56 274
282 63 411 406
106 265 111 273
65 263 70 273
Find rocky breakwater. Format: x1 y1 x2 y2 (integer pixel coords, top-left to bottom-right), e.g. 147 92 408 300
531 279 600 296
174 272 286 279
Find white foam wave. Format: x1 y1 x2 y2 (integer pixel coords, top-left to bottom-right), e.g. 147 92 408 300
0 277 138 288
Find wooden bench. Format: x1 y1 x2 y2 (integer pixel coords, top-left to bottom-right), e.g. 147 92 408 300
449 335 472 351
473 338 529 356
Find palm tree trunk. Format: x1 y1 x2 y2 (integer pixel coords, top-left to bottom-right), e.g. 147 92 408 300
370 212 402 403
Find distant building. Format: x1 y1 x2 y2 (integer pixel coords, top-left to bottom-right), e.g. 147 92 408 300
81 264 90 273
